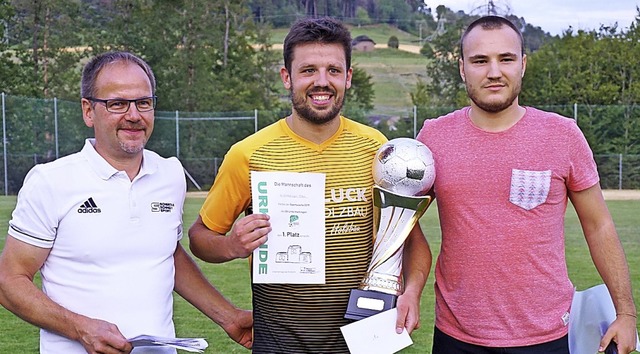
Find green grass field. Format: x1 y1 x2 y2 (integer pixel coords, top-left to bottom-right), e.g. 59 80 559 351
0 195 638 353
353 48 428 112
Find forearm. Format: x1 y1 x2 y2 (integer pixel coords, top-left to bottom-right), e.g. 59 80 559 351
586 222 636 315
393 225 431 333
174 244 239 327
0 238 88 342
0 275 87 342
401 225 432 296
570 186 636 315
188 217 235 263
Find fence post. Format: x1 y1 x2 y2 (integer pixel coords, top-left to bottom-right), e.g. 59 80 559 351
54 97 59 159
254 109 258 133
573 102 578 123
413 105 417 138
175 110 179 158
2 92 6 196
618 154 623 190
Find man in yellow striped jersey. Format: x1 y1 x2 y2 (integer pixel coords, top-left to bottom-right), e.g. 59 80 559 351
189 17 432 353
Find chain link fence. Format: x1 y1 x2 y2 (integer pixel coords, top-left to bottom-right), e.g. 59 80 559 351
2 93 639 194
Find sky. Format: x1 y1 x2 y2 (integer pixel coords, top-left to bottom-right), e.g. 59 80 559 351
429 0 639 35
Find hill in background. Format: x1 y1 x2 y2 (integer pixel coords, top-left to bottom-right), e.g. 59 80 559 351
269 24 428 113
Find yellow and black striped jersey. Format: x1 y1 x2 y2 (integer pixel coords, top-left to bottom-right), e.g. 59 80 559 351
200 116 387 353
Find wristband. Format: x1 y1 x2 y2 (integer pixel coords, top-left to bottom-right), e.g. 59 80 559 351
616 312 638 318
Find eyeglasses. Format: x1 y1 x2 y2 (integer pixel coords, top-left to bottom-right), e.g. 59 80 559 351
85 96 157 113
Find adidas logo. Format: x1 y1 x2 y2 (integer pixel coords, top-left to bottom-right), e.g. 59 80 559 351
77 197 102 214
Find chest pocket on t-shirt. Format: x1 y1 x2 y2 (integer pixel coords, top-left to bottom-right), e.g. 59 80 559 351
509 169 552 210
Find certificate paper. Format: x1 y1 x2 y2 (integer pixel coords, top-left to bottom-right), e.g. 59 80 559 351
251 171 325 284
128 335 208 353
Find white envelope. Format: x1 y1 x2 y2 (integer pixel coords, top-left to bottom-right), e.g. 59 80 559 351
340 308 413 354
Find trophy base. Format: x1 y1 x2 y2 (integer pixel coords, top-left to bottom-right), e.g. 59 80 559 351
344 289 397 321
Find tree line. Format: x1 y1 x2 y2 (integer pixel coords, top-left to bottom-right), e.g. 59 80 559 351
0 0 552 106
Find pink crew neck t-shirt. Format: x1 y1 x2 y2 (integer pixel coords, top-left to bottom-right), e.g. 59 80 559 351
417 107 599 346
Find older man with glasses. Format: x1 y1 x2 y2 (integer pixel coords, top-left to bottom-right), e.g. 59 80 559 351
0 51 253 354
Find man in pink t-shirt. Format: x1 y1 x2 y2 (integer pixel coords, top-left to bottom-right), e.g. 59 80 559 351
417 15 637 354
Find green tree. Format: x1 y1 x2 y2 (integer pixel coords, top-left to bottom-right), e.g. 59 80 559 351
88 0 282 113
0 0 20 94
387 35 398 48
249 0 298 27
369 0 411 30
8 0 90 99
1 0 92 188
343 65 375 123
522 10 640 155
411 15 467 117
354 6 371 26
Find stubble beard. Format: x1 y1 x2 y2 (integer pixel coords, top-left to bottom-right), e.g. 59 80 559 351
290 87 344 125
117 122 149 154
118 129 147 154
467 80 522 113
119 139 146 154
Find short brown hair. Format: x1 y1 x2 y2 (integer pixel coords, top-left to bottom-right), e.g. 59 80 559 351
283 17 352 74
460 16 525 59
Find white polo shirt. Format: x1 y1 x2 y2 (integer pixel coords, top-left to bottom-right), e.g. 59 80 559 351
9 139 186 354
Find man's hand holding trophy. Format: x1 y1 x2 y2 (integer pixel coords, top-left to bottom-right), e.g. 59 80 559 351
345 137 436 320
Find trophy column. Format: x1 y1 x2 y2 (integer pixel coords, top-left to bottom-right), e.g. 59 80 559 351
344 186 433 320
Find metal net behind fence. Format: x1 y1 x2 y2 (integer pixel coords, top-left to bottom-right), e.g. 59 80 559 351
0 94 260 194
596 154 640 190
1 94 639 194
1 95 92 194
151 110 257 189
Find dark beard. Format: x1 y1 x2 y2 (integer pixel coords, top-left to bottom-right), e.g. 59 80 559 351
290 87 344 125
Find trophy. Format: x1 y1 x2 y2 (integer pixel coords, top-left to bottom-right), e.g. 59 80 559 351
345 138 436 321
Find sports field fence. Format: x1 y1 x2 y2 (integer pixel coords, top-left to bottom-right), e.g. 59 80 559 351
2 93 639 194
